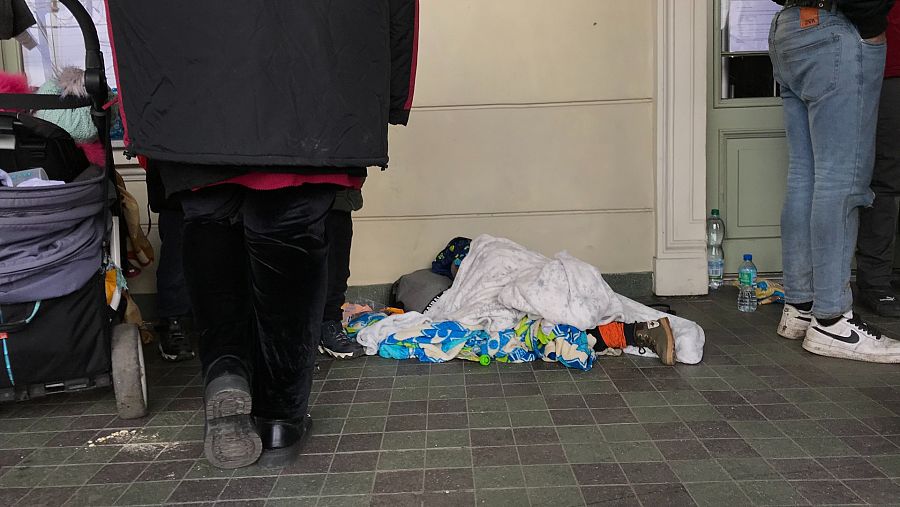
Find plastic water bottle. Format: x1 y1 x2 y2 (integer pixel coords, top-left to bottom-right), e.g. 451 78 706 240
738 254 758 313
707 209 725 289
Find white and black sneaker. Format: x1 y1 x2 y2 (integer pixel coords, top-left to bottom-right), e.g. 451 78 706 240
803 312 900 363
158 317 196 362
777 304 812 340
319 321 364 359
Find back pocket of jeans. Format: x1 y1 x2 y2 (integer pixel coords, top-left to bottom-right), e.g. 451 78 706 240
782 34 842 101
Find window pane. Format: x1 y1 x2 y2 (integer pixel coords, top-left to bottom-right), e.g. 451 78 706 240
19 0 117 89
721 55 780 99
722 0 780 53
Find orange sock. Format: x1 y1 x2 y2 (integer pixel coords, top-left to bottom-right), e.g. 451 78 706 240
598 322 627 349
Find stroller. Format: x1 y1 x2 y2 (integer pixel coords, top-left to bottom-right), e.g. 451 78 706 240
0 0 147 419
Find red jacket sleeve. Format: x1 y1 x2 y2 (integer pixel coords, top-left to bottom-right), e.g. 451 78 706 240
389 0 419 126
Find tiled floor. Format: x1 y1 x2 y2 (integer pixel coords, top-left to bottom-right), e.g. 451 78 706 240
2 288 900 506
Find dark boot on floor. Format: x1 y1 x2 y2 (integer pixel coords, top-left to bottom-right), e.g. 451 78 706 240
257 414 313 468
204 356 262 469
319 320 364 359
634 317 676 366
858 289 900 318
157 316 196 362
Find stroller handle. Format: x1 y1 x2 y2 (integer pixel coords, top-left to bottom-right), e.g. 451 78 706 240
56 0 108 110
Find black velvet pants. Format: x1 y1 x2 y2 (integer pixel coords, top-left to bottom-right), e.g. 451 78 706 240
180 184 336 420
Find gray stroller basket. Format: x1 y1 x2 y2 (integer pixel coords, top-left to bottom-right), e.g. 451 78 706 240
0 168 109 304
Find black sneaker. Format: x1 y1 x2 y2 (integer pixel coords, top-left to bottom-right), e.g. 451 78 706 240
858 289 900 318
158 317 196 362
319 321 364 359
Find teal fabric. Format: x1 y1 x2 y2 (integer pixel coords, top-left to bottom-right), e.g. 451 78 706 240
34 81 115 143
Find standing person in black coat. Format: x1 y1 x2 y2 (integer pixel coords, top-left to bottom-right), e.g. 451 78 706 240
108 0 419 468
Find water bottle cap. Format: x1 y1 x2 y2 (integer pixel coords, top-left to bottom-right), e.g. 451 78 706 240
743 254 752 261
711 209 720 216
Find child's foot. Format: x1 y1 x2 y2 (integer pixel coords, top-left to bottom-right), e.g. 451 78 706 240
634 318 676 366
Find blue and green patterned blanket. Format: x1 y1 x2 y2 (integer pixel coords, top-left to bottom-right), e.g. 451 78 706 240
347 313 595 370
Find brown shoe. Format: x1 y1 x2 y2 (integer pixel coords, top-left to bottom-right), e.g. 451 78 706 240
634 318 676 366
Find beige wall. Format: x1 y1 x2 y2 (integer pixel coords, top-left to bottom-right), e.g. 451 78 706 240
121 0 660 293
353 0 657 285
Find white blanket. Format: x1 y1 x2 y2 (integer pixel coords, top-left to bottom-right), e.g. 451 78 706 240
359 235 705 364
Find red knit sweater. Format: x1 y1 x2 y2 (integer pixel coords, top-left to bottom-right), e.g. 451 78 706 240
887 3 900 78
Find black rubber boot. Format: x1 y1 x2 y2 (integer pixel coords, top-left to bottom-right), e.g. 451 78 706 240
256 414 314 469
203 356 262 469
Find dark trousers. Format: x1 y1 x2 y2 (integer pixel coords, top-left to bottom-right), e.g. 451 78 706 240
324 210 353 323
857 78 900 292
156 207 192 319
147 164 192 319
180 184 336 420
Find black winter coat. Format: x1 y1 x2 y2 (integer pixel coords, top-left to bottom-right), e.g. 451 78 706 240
773 0 896 38
107 0 418 170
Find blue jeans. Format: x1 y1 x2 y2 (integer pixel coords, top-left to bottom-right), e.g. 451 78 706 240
769 6 886 319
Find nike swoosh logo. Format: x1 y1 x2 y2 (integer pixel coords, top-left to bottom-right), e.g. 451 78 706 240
784 311 812 322
814 327 860 344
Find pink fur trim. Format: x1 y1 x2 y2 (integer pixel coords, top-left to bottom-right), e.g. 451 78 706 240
0 72 29 94
0 72 30 112
78 142 106 166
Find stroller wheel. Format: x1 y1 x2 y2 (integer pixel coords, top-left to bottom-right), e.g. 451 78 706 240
111 323 149 419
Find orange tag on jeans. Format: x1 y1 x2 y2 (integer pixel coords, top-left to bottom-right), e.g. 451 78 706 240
800 7 819 28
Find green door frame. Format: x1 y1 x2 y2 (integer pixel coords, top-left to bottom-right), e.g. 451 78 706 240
707 0 789 275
